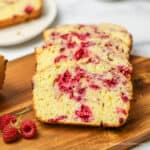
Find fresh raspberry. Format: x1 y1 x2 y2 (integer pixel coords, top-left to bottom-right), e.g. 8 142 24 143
24 5 34 14
2 125 20 143
0 114 16 131
20 120 37 139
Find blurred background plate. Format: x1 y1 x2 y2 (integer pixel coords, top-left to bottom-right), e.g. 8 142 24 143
0 0 57 46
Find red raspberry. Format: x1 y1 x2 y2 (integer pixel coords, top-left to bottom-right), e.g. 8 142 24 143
24 5 34 14
0 114 16 131
2 125 20 143
20 120 37 139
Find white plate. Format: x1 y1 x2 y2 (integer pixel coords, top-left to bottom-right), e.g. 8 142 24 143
0 0 57 46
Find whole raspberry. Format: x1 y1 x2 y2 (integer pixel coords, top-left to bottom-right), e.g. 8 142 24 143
0 114 16 131
2 125 20 143
20 120 37 139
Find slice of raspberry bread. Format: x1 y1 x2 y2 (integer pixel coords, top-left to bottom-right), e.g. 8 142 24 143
43 24 132 58
0 0 42 28
0 55 7 89
33 24 133 127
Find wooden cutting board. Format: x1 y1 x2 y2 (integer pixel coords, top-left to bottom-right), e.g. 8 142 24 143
0 54 150 150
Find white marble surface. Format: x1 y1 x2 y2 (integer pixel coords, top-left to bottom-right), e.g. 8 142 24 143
0 0 149 149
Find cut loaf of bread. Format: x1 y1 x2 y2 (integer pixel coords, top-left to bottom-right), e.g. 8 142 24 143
0 0 42 28
0 55 7 89
33 23 133 127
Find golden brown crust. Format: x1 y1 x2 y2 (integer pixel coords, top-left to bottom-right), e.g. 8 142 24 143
0 0 42 28
0 55 7 89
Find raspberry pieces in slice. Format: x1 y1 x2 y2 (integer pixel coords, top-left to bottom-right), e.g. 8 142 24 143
89 84 100 90
103 77 119 89
87 55 100 64
75 104 93 122
56 69 87 102
100 33 110 39
117 65 132 78
116 107 127 115
54 55 67 63
74 67 86 80
119 117 125 124
67 41 76 49
60 34 69 40
71 87 87 101
81 41 95 48
48 115 68 123
50 32 60 39
72 32 90 40
121 92 129 103
74 48 89 60
56 70 73 93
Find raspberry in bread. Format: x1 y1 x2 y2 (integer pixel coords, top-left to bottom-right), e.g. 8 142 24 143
0 55 7 89
33 24 133 127
0 0 42 28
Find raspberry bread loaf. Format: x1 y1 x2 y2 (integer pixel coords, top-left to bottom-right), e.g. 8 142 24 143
0 55 7 89
0 0 42 28
33 23 133 127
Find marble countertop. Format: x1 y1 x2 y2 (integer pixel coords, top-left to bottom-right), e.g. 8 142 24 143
0 0 149 149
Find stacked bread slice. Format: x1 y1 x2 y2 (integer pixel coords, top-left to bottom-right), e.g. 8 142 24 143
33 23 133 127
0 0 42 28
